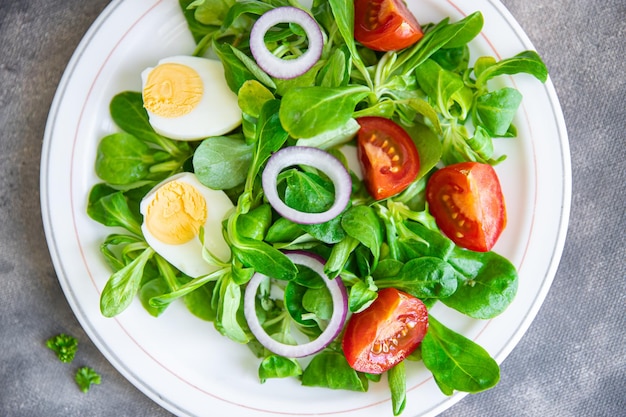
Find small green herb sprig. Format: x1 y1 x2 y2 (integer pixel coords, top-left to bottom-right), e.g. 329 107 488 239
46 333 78 363
46 333 102 393
75 366 102 393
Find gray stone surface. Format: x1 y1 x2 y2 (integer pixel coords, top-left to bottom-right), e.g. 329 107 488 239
0 0 624 416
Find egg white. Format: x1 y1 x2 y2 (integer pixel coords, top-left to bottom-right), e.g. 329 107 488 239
141 55 241 141
140 172 234 278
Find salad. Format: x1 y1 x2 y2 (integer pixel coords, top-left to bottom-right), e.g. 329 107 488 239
86 0 548 415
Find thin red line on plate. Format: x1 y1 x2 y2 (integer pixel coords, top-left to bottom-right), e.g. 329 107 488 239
446 0 503 60
67 0 542 416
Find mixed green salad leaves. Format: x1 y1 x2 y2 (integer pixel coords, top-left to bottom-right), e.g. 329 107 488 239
87 0 548 414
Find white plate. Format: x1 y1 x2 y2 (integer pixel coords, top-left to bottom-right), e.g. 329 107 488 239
40 0 570 416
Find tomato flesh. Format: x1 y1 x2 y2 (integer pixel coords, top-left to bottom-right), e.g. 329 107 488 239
342 288 428 374
356 117 420 200
426 162 507 252
354 0 424 51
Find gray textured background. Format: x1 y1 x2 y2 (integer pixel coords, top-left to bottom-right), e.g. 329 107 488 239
1 0 624 416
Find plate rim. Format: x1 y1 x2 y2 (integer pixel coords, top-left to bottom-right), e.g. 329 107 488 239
40 0 572 416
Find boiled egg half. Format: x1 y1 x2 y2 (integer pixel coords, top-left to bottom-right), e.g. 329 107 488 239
140 172 234 277
141 55 241 140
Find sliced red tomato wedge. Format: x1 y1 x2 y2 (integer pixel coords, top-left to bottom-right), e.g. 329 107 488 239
354 0 424 51
356 116 420 200
426 162 507 252
342 288 428 374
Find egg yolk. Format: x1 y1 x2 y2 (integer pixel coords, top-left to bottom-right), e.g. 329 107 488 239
144 180 207 245
143 63 203 118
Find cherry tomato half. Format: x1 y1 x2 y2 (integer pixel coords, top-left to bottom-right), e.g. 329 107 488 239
342 288 428 374
426 162 507 252
356 116 420 200
354 0 424 51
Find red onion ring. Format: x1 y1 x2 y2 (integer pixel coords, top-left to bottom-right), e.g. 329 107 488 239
262 146 352 224
243 251 348 358
250 7 323 79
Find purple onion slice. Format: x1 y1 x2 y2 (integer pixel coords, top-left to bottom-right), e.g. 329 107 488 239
243 251 348 358
250 7 323 79
261 146 352 225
